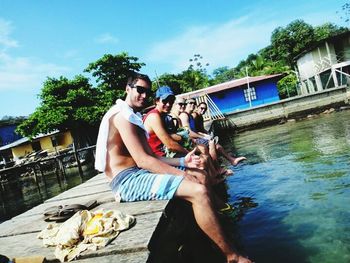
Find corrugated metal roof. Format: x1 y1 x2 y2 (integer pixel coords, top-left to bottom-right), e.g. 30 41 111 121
177 74 283 98
0 137 29 151
0 130 60 151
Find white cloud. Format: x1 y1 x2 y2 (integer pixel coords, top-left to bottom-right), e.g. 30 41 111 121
147 15 277 74
146 5 345 75
95 33 119 44
0 18 70 92
0 18 18 50
0 51 70 92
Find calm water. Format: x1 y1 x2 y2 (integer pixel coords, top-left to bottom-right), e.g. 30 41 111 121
224 110 350 263
0 164 97 222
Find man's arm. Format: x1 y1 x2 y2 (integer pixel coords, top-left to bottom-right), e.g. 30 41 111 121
158 147 200 168
144 113 188 154
170 133 182 141
114 114 184 176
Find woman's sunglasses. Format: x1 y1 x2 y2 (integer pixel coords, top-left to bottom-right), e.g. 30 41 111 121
162 97 175 105
178 103 187 107
129 84 152 96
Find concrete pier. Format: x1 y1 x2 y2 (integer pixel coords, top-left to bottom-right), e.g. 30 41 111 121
214 86 350 131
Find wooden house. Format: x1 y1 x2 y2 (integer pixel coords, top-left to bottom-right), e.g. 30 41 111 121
295 31 350 94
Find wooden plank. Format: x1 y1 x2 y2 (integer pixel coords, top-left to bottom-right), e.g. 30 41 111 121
0 212 162 261
0 200 167 237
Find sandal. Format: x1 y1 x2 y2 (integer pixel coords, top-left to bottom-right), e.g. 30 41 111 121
43 200 98 222
218 203 239 218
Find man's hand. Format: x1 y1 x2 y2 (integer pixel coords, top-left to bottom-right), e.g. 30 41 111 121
184 148 201 168
184 169 208 185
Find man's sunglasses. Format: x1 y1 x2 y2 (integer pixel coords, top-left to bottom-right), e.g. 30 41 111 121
129 84 152 96
188 102 196 105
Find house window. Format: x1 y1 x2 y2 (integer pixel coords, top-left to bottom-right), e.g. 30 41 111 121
51 136 58 147
309 77 318 92
51 134 65 147
32 141 42 152
243 87 257 102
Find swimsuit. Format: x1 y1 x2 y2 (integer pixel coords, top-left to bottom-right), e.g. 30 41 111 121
109 166 184 202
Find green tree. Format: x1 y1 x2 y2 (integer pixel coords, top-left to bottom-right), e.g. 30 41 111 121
180 68 209 92
188 54 210 73
17 75 102 146
84 52 145 107
277 73 299 99
179 54 210 91
270 20 315 65
155 73 183 94
155 54 210 94
210 66 235 85
314 23 348 41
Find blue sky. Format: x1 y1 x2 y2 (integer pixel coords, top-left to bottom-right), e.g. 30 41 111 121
0 0 347 117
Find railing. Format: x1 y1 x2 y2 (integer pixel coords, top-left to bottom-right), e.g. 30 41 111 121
194 94 226 121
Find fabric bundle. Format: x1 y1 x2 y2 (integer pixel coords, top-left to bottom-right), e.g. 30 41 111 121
37 209 135 262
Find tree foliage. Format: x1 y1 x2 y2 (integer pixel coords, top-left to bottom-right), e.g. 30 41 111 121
14 18 348 144
17 75 103 145
277 74 299 99
155 54 210 93
210 66 235 85
154 73 183 94
221 20 348 97
84 52 145 107
270 20 315 65
314 23 347 41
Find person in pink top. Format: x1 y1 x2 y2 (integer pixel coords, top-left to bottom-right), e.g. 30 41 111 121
143 86 189 157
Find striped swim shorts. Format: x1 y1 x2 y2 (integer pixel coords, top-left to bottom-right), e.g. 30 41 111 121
195 138 209 146
109 166 184 202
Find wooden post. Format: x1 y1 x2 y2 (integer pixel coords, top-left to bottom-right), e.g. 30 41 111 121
32 164 42 197
57 157 67 182
72 141 84 179
54 159 62 187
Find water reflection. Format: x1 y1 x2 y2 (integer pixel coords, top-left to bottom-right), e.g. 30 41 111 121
224 110 350 263
0 163 97 222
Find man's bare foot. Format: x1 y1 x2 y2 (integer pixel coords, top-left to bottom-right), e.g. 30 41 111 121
230 156 247 166
227 254 252 263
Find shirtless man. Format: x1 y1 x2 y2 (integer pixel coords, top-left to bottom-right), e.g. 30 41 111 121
95 72 251 263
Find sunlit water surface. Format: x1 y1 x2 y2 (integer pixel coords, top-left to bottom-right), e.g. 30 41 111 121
224 110 350 263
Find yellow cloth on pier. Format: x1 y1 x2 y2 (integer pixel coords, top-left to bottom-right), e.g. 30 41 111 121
37 209 135 262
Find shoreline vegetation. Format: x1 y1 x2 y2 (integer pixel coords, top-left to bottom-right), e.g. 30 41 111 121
11 20 347 147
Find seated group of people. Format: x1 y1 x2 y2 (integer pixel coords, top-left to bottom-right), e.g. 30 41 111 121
95 72 251 263
143 85 246 180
